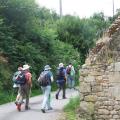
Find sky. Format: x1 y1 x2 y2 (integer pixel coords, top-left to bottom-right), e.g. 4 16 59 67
35 0 120 18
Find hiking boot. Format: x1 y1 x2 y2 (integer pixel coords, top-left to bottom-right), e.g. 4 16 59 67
48 107 53 110
63 97 67 99
25 106 30 110
15 101 24 105
17 104 21 111
41 109 45 113
55 94 58 99
15 101 18 105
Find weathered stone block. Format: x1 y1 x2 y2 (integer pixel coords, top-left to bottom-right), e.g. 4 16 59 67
79 76 84 82
98 109 110 115
110 110 118 115
90 71 103 76
95 101 103 108
113 115 120 119
109 72 120 83
79 93 84 101
97 97 108 101
80 82 91 93
108 106 114 111
79 101 94 115
103 101 115 106
111 62 120 71
114 105 120 110
92 86 103 92
84 95 97 102
84 75 95 83
109 85 120 100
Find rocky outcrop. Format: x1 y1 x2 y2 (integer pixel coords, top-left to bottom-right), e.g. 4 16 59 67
77 16 120 120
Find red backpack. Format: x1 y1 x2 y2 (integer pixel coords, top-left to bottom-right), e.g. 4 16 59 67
66 67 71 74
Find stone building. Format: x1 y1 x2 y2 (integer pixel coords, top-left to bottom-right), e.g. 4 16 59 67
77 16 120 120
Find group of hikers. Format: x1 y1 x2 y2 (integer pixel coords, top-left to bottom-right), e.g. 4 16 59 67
12 62 76 113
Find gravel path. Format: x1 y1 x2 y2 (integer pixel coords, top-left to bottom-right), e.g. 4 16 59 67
0 88 79 120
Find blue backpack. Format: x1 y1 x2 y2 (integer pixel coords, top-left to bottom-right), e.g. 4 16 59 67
38 71 49 86
12 71 26 85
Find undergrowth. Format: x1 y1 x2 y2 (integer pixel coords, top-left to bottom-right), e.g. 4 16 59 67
63 96 80 120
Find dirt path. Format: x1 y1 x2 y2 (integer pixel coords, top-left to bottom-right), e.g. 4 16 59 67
0 88 79 120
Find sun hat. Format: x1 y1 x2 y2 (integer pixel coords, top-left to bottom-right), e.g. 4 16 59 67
22 64 30 70
44 65 51 70
59 63 64 68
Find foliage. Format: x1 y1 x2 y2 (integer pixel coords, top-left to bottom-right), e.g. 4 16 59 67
56 13 110 63
90 12 110 38
64 96 80 120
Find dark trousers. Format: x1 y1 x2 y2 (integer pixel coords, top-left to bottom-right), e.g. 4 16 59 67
56 81 66 98
19 84 31 107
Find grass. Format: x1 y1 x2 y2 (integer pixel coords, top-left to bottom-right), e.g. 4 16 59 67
0 88 42 105
0 85 56 105
0 91 15 105
63 96 80 120
31 88 42 97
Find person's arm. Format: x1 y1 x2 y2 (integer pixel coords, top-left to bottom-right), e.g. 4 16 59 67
51 76 54 82
28 74 32 87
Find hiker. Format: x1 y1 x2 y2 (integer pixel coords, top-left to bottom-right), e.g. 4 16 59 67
66 63 75 89
38 65 54 113
12 66 23 104
17 64 32 111
55 63 67 100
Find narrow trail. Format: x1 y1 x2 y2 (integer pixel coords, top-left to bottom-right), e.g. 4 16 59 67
0 88 79 120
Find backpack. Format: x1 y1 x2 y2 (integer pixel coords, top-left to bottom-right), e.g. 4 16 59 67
38 71 49 86
66 66 71 74
56 68 65 80
12 71 26 85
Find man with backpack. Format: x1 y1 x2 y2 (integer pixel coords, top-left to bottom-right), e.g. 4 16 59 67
66 63 75 89
55 63 66 100
38 65 53 113
16 64 32 111
12 66 23 104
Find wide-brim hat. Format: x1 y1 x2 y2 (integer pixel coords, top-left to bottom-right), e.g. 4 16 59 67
59 63 64 68
22 64 30 70
44 65 51 70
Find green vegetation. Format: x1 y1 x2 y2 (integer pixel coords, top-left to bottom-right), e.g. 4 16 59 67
0 91 14 105
64 96 80 120
0 0 120 104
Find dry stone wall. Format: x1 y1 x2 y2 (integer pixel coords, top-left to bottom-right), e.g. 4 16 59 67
77 17 120 120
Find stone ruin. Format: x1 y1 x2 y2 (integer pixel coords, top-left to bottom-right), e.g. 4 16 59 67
77 16 120 120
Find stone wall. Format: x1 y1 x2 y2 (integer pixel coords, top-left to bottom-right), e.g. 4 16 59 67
77 63 120 120
77 18 120 120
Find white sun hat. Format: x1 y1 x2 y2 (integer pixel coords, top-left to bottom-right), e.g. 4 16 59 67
59 63 64 68
22 64 30 70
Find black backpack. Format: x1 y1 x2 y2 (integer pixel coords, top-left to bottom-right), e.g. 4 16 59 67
56 68 65 80
38 71 49 86
12 71 26 85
